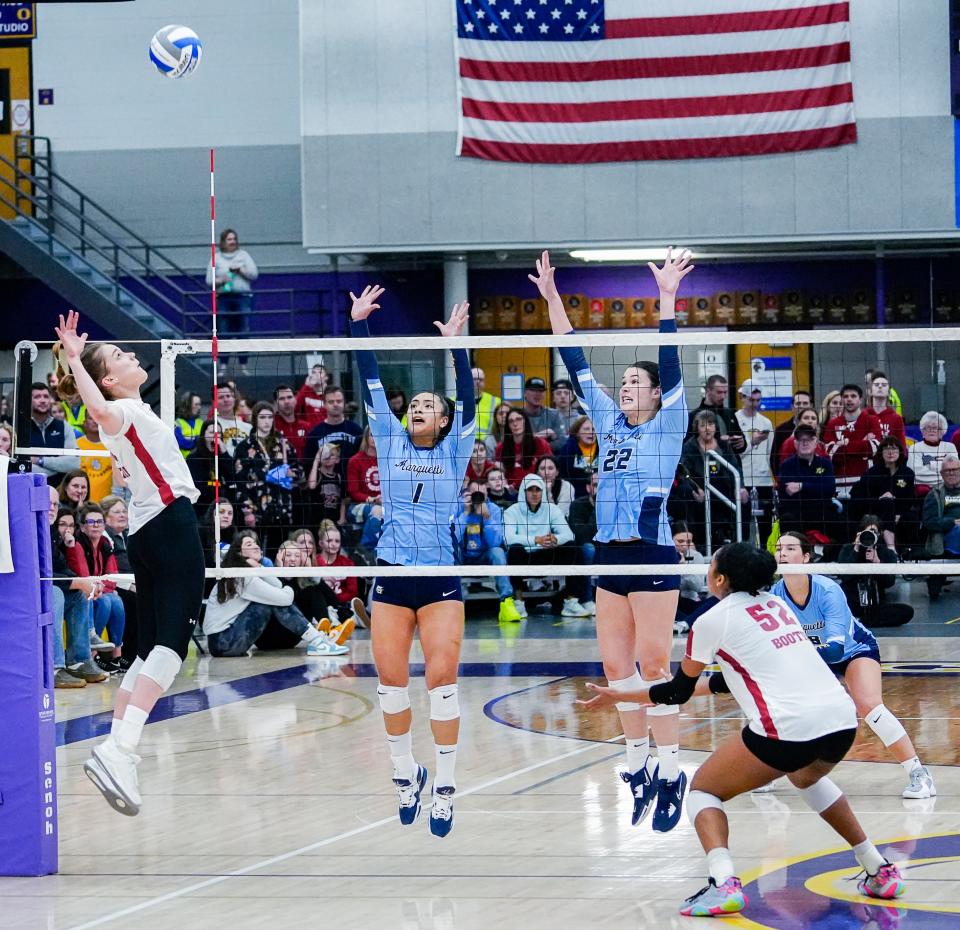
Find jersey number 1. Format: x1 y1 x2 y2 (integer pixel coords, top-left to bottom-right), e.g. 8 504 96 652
412 482 424 504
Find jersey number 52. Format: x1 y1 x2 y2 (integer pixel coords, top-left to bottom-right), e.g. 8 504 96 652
746 601 798 632
601 448 633 472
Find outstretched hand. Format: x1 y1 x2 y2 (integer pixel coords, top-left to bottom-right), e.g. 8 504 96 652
648 247 694 296
54 310 88 360
349 285 385 322
576 680 653 711
528 249 560 302
434 301 469 338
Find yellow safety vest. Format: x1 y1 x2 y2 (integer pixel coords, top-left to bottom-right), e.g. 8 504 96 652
63 402 86 434
475 392 501 440
175 417 204 457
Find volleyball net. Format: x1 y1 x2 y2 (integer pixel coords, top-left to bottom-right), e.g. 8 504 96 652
12 326 960 615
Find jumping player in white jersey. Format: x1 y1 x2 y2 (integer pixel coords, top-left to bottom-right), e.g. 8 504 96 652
53 311 206 816
774 531 936 799
579 542 906 917
530 247 692 832
348 287 475 837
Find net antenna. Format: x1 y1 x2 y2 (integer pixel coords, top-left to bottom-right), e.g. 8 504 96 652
209 149 221 568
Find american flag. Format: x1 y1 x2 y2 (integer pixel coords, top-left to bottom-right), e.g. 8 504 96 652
455 0 857 163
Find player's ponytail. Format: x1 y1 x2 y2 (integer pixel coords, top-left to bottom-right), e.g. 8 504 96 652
51 341 108 401
435 395 456 444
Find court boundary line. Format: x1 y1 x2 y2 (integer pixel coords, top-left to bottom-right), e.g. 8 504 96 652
65 733 623 930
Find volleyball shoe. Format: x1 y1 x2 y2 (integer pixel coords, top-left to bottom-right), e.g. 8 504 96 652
680 877 747 917
394 764 428 825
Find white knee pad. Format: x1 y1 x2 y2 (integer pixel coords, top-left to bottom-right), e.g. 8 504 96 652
377 683 410 716
643 676 680 717
138 645 182 692
609 671 644 713
865 704 907 748
687 789 723 826
429 684 460 722
798 777 843 814
119 655 144 694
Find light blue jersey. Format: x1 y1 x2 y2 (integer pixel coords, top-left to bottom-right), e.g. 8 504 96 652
351 320 475 566
559 320 686 545
771 575 878 667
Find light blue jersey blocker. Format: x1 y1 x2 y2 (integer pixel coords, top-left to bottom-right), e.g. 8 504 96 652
559 320 686 546
771 575 878 666
350 319 475 567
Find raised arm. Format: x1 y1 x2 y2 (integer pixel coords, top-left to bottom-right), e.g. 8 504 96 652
348 286 392 425
434 301 476 431
53 311 124 435
529 250 612 423
647 248 694 397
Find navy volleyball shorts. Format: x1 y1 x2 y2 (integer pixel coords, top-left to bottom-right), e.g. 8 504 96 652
372 561 463 611
829 644 882 677
594 540 681 596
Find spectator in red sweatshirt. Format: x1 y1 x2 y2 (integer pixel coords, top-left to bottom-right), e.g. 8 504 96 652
866 371 906 448
316 519 358 611
273 384 310 459
294 364 328 427
466 439 496 485
823 384 880 498
346 427 380 515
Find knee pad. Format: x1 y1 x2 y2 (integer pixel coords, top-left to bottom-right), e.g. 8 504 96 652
608 670 644 713
687 789 723 826
865 704 907 747
643 676 680 717
429 683 460 721
119 655 144 694
138 645 182 692
798 777 843 814
377 683 410 716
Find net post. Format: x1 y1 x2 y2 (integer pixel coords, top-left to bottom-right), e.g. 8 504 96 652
11 341 36 474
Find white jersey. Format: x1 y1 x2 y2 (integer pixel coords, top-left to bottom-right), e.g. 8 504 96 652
735 410 774 487
687 591 856 742
99 398 200 534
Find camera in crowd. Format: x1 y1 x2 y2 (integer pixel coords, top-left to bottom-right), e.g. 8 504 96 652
857 528 878 550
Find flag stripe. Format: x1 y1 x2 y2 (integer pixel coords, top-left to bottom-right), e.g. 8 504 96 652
463 102 853 143
606 2 848 39
458 21 850 62
459 122 856 163
460 62 850 105
460 41 850 83
463 81 851 124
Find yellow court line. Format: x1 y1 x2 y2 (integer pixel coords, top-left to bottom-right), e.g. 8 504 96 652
805 858 960 913
721 831 960 930
944 616 960 625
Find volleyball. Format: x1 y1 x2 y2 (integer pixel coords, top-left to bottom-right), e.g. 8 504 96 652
149 25 202 79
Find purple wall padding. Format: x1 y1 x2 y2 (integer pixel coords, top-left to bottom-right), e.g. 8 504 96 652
0 473 58 876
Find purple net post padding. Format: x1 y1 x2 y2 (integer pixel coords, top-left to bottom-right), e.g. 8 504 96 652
0 473 58 876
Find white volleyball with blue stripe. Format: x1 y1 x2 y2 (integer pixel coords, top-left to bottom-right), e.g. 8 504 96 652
149 25 202 79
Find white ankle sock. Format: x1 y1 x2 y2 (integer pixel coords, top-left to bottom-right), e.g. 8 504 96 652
300 626 324 646
115 706 149 751
853 840 886 875
387 730 416 781
706 847 735 885
900 756 922 775
625 737 650 775
110 717 122 737
435 743 458 790
658 744 680 781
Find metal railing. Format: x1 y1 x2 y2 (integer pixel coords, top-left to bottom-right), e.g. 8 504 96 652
703 449 743 548
0 149 210 333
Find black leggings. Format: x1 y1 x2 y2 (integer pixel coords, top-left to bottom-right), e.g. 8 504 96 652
127 497 206 661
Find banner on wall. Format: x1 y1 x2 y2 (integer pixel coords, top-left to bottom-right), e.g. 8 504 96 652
0 3 36 40
750 356 794 411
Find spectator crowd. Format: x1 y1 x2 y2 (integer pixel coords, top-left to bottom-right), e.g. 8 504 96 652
4 360 958 681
